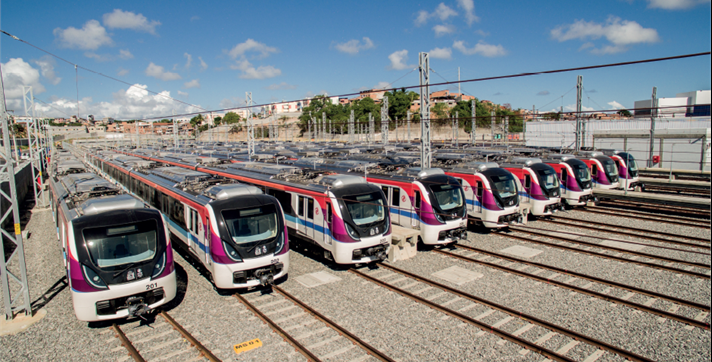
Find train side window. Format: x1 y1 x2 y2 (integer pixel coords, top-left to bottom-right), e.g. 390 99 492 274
524 175 531 188
307 198 314 219
561 169 567 182
591 165 598 176
381 186 390 204
476 181 483 198
297 196 305 217
326 202 332 224
392 187 400 206
414 190 421 208
186 208 192 231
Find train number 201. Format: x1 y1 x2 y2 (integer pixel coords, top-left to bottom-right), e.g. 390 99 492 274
146 283 158 290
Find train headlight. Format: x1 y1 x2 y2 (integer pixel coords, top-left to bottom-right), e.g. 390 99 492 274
345 223 360 241
222 240 243 262
434 212 445 224
273 233 285 255
151 252 166 279
82 264 108 290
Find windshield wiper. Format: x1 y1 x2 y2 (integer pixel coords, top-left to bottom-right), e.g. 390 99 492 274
113 263 137 278
247 238 270 254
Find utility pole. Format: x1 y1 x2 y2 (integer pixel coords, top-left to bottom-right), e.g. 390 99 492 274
407 111 411 142
308 111 312 141
453 112 458 148
368 113 374 146
349 110 354 143
322 112 326 143
504 116 509 151
575 75 582 151
381 96 389 145
419 52 431 169
173 110 178 150
1 67 32 320
246 92 254 159
490 111 495 146
471 100 476 146
22 86 47 208
648 87 657 167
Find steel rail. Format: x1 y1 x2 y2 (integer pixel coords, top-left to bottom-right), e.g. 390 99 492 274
349 269 577 362
511 226 711 269
159 311 221 362
496 231 710 279
273 286 395 362
600 198 711 213
233 293 321 362
584 208 710 228
112 324 145 362
550 216 710 244
521 224 710 256
447 244 710 312
436 248 709 329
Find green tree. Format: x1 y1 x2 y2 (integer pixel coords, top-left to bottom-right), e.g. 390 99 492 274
542 112 561 120
190 114 204 128
223 112 241 124
617 109 632 117
385 88 419 123
431 102 449 122
214 116 222 126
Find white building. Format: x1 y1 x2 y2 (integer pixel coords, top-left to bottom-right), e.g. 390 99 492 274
634 90 710 118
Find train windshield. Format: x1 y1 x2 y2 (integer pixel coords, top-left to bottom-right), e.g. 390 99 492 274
535 168 559 190
83 220 158 268
342 192 386 226
603 159 619 176
222 205 278 244
573 163 591 182
490 174 518 198
619 153 638 171
430 183 464 211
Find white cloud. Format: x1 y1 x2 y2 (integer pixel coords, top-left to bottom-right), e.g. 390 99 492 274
564 104 595 112
433 24 456 37
335 37 375 54
198 57 208 71
184 79 200 89
374 81 391 89
54 20 113 50
231 59 281 79
33 56 61 85
474 29 489 37
647 0 710 9
435 3 458 21
228 39 278 59
117 68 129 76
456 0 480 25
266 82 298 90
102 9 161 34
551 16 659 53
177 90 189 97
145 62 182 81
1 59 46 108
84 52 113 62
608 101 625 109
184 53 193 69
415 10 430 26
429 47 453 59
453 40 507 57
119 49 134 59
388 50 414 70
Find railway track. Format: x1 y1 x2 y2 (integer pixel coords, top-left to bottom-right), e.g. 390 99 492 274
580 207 710 229
546 215 710 246
351 264 656 362
109 311 219 362
596 200 711 219
497 228 710 279
233 286 394 362
436 244 710 329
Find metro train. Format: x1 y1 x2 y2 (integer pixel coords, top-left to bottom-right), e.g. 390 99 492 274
290 158 468 245
48 158 177 322
577 151 620 189
115 150 391 265
542 154 596 207
601 149 643 191
87 151 289 288
500 158 564 216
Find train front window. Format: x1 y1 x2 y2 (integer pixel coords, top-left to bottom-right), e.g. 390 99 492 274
535 168 559 190
222 205 278 244
83 220 158 268
574 164 591 182
603 160 619 176
342 192 385 226
489 174 517 198
430 184 464 211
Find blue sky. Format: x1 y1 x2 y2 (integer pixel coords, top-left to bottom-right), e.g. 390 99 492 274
1 0 710 120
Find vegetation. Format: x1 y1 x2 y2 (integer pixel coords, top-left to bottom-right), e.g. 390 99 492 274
617 109 632 117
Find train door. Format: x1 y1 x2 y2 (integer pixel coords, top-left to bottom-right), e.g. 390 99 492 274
296 195 315 240
475 181 484 215
412 190 421 229
186 207 206 263
382 186 401 226
324 202 333 246
523 173 532 202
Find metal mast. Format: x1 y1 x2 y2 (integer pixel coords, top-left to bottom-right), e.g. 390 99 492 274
23 86 47 207
490 111 495 146
348 110 354 143
419 52 431 169
470 100 476 145
381 96 389 145
407 111 411 142
368 113 374 146
246 92 255 158
453 111 458 148
575 75 582 151
648 87 657 167
1 67 32 320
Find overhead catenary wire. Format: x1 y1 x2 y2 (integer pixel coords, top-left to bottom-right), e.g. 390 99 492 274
2 29 709 122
